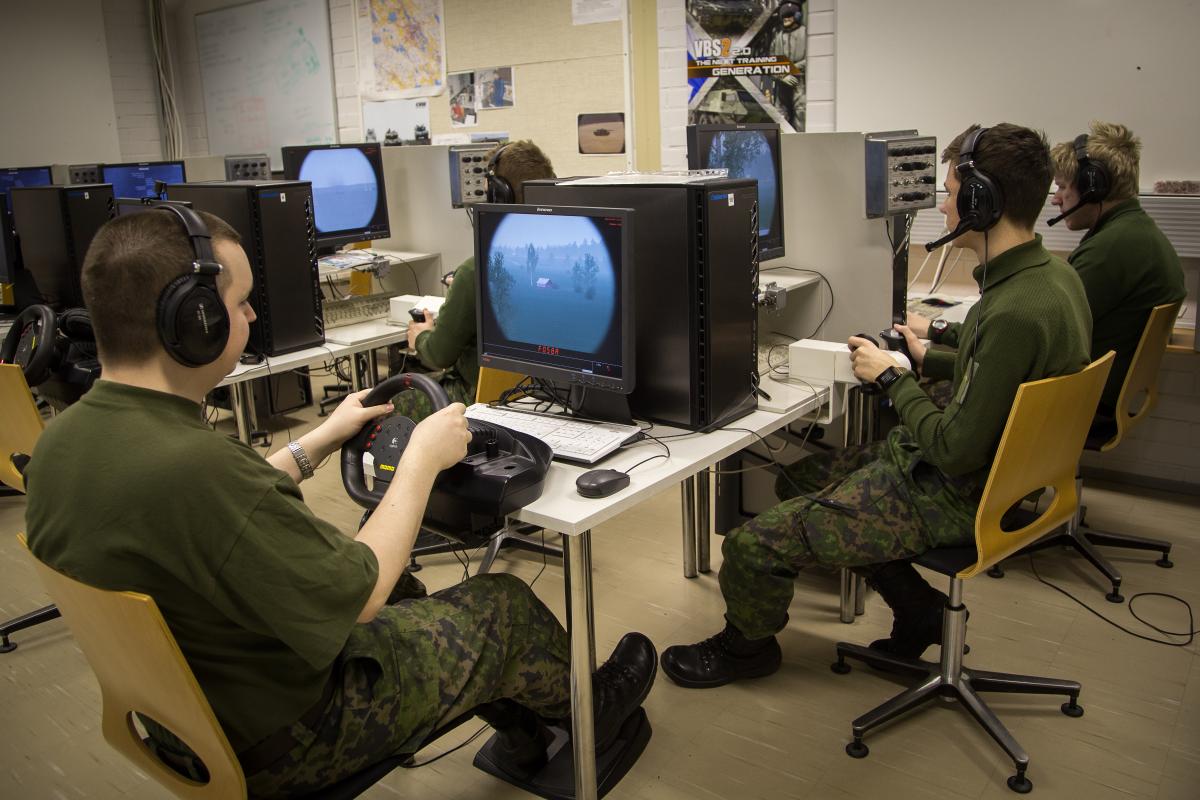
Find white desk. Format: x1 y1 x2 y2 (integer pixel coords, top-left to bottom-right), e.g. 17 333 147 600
218 320 409 444
515 383 828 800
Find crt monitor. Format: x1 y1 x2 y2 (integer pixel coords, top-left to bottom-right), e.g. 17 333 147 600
101 160 186 199
474 203 635 397
1 166 53 285
280 143 390 251
687 122 785 261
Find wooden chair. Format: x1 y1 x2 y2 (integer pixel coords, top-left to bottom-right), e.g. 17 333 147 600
993 302 1180 602
0 364 62 653
409 366 561 573
20 535 464 800
831 352 1114 794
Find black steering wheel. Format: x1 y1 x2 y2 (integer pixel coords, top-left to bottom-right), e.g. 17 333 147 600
340 373 554 523
0 305 59 387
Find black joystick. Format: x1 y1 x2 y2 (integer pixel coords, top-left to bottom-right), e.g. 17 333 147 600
409 308 427 322
879 328 916 374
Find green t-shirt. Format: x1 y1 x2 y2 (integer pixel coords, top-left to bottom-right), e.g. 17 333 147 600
415 256 478 394
24 381 378 753
1068 198 1186 409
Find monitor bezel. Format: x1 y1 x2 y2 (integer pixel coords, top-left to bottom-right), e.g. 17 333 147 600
473 202 636 395
280 143 391 250
686 122 785 261
100 160 187 199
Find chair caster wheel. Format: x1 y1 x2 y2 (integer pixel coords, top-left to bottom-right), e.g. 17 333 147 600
1105 590 1124 604
1156 556 1174 568
831 660 851 675
0 640 15 654
987 565 1005 579
1007 773 1032 793
846 740 868 759
1061 700 1083 718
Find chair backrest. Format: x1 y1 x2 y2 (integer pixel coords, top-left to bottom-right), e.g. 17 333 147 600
962 352 1114 579
20 535 247 800
1100 301 1181 452
0 364 45 492
475 366 525 404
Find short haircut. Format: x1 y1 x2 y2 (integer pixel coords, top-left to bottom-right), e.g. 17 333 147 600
81 210 241 365
490 140 556 203
942 123 1054 230
1051 121 1141 202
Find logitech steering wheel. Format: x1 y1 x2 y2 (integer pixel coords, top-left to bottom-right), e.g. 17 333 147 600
340 373 554 522
0 305 59 387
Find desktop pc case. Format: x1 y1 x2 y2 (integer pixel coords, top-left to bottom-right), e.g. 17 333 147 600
10 184 114 310
167 181 324 356
525 177 759 430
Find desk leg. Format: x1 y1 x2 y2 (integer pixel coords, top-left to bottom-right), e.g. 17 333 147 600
366 349 379 388
696 469 711 574
564 533 599 800
231 382 253 445
681 478 697 579
839 569 855 624
350 354 366 392
855 574 867 616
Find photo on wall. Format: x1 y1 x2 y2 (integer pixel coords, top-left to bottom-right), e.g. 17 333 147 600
477 66 515 109
578 113 626 155
686 0 807 131
448 70 478 127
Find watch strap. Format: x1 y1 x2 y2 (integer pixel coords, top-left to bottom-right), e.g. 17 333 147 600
287 441 315 480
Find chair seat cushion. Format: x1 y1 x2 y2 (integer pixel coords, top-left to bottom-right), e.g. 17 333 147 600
915 547 979 577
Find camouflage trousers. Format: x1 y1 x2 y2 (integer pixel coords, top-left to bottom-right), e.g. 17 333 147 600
245 573 570 798
720 429 975 641
389 375 475 422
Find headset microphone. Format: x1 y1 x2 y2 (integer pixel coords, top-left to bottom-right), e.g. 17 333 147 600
1047 202 1085 227
924 219 973 251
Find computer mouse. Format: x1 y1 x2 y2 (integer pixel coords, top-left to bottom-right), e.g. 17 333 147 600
575 468 630 498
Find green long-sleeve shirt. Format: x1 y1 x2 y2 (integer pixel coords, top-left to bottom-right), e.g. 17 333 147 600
415 256 479 395
1068 198 1185 409
886 236 1092 484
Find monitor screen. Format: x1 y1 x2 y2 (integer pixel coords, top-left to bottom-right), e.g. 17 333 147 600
280 143 390 250
687 123 785 261
102 161 186 199
474 203 634 394
0 166 53 210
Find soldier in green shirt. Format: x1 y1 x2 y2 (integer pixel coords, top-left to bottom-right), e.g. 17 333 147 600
24 207 655 796
661 124 1093 689
1049 121 1186 415
393 140 556 420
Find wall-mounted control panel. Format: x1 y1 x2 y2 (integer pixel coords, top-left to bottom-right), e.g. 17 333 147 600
865 131 938 218
448 145 494 208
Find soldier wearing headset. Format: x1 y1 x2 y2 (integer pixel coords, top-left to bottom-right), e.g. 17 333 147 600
660 124 1094 689
23 206 655 796
391 139 556 420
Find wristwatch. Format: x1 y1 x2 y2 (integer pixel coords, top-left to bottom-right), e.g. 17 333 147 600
287 441 315 480
875 366 904 392
929 319 950 344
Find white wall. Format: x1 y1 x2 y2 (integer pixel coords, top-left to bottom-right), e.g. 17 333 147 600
102 0 165 162
835 0 1200 190
0 1 122 166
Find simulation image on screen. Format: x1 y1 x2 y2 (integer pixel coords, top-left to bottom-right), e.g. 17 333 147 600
299 148 379 234
480 211 624 377
707 130 777 239
103 163 184 199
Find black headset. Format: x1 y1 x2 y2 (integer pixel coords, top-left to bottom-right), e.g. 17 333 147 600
1071 133 1112 203
153 204 231 367
777 1 803 21
485 143 515 204
954 126 1004 234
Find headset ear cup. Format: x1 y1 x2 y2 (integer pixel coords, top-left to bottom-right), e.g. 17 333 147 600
957 174 1003 232
158 276 230 367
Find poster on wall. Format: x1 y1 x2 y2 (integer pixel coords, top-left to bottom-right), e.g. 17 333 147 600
477 67 515 109
448 71 478 127
355 0 447 100
578 113 625 154
686 0 807 131
362 98 430 143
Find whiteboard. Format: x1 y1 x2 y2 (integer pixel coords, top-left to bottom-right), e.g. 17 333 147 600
195 0 337 167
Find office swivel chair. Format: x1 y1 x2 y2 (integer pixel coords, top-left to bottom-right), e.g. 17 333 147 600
0 364 62 653
408 366 563 574
989 302 1179 602
832 352 1113 794
21 535 475 800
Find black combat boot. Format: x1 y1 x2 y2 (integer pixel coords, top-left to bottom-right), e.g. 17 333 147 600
860 561 948 658
660 620 782 689
591 632 658 751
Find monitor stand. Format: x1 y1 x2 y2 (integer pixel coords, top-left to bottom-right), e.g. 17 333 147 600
568 385 634 426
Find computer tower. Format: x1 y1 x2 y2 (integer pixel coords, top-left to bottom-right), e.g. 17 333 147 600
10 184 114 310
525 177 759 430
0 201 18 285
167 181 323 356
